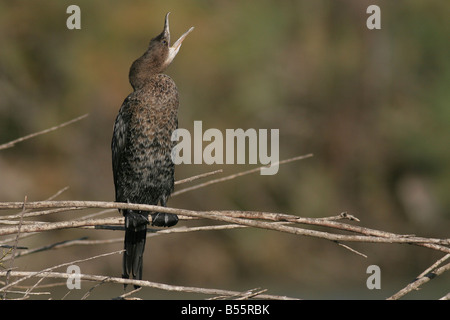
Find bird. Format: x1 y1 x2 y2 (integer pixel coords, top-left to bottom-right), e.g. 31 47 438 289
111 12 193 286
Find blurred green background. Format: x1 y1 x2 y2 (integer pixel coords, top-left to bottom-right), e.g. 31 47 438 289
0 0 449 299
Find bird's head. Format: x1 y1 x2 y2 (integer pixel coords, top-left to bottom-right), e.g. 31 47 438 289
129 12 194 90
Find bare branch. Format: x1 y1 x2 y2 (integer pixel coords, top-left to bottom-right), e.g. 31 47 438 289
388 254 450 300
172 154 314 196
0 114 88 151
175 169 223 185
1 197 449 299
0 250 123 293
0 201 449 253
5 224 249 261
1 270 297 300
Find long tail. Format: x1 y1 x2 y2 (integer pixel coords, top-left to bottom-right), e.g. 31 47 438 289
122 211 149 288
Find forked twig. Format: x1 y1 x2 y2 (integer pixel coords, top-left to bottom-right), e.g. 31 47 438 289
388 254 450 300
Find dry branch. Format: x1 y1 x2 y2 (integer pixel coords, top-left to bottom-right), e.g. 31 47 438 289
0 270 297 300
0 114 88 151
1 201 449 253
172 154 313 196
4 224 249 261
1 201 449 300
388 254 450 300
174 169 223 185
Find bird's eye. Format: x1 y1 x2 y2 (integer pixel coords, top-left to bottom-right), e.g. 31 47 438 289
162 40 168 45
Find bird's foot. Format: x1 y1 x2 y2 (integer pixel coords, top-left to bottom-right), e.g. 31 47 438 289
151 212 178 227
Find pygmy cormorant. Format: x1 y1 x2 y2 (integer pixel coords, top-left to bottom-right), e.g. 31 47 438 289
111 13 193 285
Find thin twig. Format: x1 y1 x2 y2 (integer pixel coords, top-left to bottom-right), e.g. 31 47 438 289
45 186 70 201
9 225 248 260
0 245 28 249
0 250 123 294
0 216 122 236
388 254 450 300
335 242 367 258
235 288 269 300
175 169 223 185
22 276 47 300
1 270 297 300
115 287 142 300
172 154 313 196
0 114 88 151
11 237 89 259
81 277 109 300
1 289 50 297
0 207 84 221
4 224 249 261
417 253 450 279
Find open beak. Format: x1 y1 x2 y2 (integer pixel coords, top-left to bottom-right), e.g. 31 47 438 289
164 12 194 64
171 26 195 51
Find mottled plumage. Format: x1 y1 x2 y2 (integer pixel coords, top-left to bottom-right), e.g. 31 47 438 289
111 13 193 285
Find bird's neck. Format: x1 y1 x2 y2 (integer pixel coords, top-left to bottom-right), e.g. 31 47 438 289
129 56 167 91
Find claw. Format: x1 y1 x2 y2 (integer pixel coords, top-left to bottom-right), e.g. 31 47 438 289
151 212 179 227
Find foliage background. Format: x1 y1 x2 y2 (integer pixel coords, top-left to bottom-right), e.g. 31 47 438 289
0 0 449 299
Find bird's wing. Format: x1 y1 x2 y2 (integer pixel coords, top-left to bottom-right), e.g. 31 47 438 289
111 97 132 196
